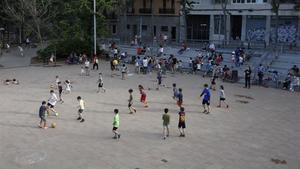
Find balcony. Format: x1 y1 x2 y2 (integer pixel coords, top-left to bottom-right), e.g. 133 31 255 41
139 8 152 14
127 8 135 14
159 8 175 14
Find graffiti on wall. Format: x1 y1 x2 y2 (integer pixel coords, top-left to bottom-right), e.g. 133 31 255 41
271 25 297 43
247 28 266 41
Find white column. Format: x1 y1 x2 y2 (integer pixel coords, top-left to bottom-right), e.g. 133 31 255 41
241 15 247 41
209 15 214 42
226 15 231 43
297 16 300 47
265 15 271 46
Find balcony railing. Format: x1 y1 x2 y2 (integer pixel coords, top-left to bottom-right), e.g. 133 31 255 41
139 8 152 14
127 8 135 14
159 8 175 14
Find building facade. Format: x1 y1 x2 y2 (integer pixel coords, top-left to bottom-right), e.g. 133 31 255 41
188 0 300 47
111 0 182 44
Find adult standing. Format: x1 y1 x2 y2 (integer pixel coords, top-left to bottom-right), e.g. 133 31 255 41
84 59 90 76
244 66 252 88
257 64 264 86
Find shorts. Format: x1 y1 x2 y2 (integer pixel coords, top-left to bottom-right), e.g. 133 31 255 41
178 122 186 129
177 101 183 107
202 100 210 106
128 103 132 108
98 83 103 88
158 79 162 85
47 103 54 108
78 109 84 114
140 94 146 103
113 127 118 131
220 98 226 101
40 116 46 122
59 90 63 95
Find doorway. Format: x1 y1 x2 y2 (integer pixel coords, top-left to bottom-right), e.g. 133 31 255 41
171 27 176 41
231 15 242 40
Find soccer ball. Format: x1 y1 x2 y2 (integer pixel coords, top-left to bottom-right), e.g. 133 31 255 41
51 122 56 128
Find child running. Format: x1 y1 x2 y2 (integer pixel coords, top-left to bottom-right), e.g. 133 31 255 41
172 83 178 100
156 70 162 90
210 75 217 91
200 84 211 114
65 80 72 94
177 88 183 108
112 109 121 139
39 101 48 129
217 85 229 108
77 96 85 123
128 89 137 114
97 73 106 93
178 107 186 137
47 90 59 116
138 85 148 108
162 108 170 139
121 64 128 80
58 81 64 103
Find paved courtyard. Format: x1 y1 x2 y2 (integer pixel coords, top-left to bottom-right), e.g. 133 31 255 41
0 62 299 169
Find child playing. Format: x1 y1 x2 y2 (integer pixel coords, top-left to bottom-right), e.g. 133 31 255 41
178 107 186 137
58 82 64 103
172 83 178 100
65 80 72 94
80 66 85 76
156 70 162 90
217 85 229 108
200 84 211 114
138 85 148 108
121 64 128 80
177 88 183 108
77 96 85 123
47 90 59 116
112 109 121 139
97 73 106 93
55 75 60 88
39 101 48 129
162 108 170 139
128 89 137 114
210 75 217 91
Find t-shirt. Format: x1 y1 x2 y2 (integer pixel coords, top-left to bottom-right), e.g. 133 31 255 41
177 92 183 102
162 114 170 126
121 66 127 73
219 89 225 99
143 59 148 67
79 99 85 110
39 105 47 117
113 114 120 127
201 88 211 101
48 93 58 106
129 94 133 104
173 87 178 97
245 69 251 78
178 111 185 123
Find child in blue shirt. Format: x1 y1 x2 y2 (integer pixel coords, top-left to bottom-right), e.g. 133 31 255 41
200 84 211 114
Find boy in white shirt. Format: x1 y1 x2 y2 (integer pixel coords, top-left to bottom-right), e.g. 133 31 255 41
47 90 59 116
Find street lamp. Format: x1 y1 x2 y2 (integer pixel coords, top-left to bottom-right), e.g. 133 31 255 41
93 0 97 56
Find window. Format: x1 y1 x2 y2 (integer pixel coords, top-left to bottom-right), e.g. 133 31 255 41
142 25 147 31
112 25 117 34
161 26 168 32
232 0 267 3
